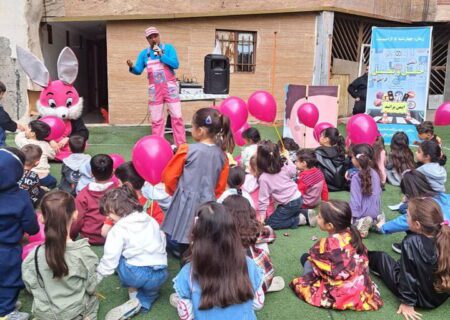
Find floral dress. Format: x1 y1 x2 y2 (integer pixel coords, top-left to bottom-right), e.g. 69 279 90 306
290 231 383 311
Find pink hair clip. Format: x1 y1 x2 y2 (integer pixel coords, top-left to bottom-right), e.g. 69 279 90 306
441 220 449 226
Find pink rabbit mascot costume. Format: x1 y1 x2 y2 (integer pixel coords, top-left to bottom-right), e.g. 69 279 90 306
17 46 89 161
128 26 186 145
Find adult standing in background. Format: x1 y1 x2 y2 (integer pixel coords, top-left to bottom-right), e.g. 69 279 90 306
127 26 186 146
348 66 368 115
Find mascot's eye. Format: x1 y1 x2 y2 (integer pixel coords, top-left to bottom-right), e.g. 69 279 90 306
66 97 73 107
48 99 56 108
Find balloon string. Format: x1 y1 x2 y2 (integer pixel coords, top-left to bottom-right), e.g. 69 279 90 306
150 185 155 217
273 123 285 152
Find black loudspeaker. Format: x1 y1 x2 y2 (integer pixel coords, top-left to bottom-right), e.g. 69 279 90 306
204 54 230 94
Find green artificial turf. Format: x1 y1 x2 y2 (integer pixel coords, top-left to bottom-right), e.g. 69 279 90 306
6 124 450 319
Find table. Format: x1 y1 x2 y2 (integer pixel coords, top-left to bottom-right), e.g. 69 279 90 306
164 94 229 134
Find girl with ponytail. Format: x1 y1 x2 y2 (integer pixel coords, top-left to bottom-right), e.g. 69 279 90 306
349 144 383 238
315 127 349 191
22 191 99 320
290 200 383 311
162 107 231 261
217 165 255 207
369 197 450 320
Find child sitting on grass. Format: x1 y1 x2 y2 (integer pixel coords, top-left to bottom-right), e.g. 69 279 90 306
241 127 261 172
386 132 416 186
416 140 447 193
172 202 264 320
290 200 383 311
257 140 303 229
18 144 45 208
278 137 300 164
242 156 275 221
22 191 99 320
101 161 164 237
217 165 254 207
59 135 91 196
223 195 284 293
415 121 442 146
369 197 449 319
70 154 116 245
97 186 168 320
315 127 348 191
15 120 57 189
296 149 328 227
349 144 383 238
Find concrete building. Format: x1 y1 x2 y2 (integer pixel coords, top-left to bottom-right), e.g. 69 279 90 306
1 0 449 124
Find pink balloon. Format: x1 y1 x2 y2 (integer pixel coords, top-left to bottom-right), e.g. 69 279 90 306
435 101 450 126
132 135 173 185
297 102 319 128
313 122 334 142
346 114 378 145
39 116 66 141
22 242 42 260
109 153 126 169
247 91 277 123
219 97 248 132
233 123 251 147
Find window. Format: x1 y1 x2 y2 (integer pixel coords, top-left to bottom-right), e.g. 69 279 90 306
215 30 257 73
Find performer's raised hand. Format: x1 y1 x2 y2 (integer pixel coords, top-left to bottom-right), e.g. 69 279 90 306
126 59 133 67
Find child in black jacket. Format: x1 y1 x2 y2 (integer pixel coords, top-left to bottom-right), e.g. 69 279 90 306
369 197 450 319
315 127 349 191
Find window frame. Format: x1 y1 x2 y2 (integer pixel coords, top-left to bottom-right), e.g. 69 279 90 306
215 29 257 73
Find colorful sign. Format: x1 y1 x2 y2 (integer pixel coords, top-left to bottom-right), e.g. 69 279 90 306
366 27 432 144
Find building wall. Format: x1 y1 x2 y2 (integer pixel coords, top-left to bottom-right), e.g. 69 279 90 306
106 13 316 125
0 0 45 121
47 0 436 23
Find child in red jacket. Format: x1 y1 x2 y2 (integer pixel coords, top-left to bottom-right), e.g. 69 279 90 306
101 161 164 237
296 149 328 227
70 154 116 245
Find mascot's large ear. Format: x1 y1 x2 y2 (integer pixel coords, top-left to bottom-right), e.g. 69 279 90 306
16 46 50 88
57 47 78 85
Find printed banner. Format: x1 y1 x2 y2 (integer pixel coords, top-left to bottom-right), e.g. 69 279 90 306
366 27 432 144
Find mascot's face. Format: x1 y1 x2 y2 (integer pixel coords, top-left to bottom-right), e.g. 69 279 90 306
37 80 83 120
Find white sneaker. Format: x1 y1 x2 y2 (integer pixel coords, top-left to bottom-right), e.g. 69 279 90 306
298 214 307 226
376 212 386 226
169 293 179 308
355 216 373 238
266 276 285 292
307 209 318 227
0 311 29 320
105 298 141 320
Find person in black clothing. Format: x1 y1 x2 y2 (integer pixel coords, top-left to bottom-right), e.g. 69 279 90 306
0 81 24 146
315 127 349 191
369 197 450 320
348 66 368 115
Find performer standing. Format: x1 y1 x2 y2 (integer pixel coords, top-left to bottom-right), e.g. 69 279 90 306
127 26 186 145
